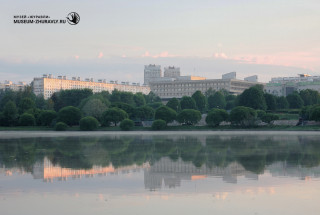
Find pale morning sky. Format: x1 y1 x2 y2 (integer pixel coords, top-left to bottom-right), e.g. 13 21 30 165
1 0 320 83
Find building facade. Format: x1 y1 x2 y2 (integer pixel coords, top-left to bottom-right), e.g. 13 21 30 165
164 66 180 78
265 74 320 96
144 64 162 85
148 69 261 99
150 78 262 99
33 74 150 99
0 80 27 91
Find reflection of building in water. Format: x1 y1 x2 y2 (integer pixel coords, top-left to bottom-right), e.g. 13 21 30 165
267 162 320 180
32 157 149 182
144 157 258 190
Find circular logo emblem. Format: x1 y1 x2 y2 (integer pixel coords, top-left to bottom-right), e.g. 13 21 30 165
66 12 80 25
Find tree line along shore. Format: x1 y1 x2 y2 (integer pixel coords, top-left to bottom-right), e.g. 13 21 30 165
0 85 320 131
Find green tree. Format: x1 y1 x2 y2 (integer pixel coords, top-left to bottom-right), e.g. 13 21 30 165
147 102 163 109
155 106 177 124
120 92 135 106
276 96 289 109
310 106 320 121
205 109 228 127
208 91 226 109
134 106 154 121
239 85 267 110
19 113 36 126
261 113 279 124
3 101 18 126
35 95 46 109
58 106 82 126
180 96 197 110
299 89 320 106
79 116 99 131
205 87 216 97
177 109 202 125
52 89 93 111
151 119 167 130
166 98 180 112
102 108 128 126
145 91 161 103
134 93 146 107
120 119 134 131
19 97 36 113
39 110 57 126
264 93 277 111
191 90 207 112
55 122 68 131
229 106 257 127
110 102 135 118
192 91 206 112
110 89 121 103
81 99 107 122
286 93 304 109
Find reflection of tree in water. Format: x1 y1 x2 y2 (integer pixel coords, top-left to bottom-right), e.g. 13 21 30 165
1 134 320 175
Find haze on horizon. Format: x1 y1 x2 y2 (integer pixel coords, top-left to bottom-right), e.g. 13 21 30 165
1 0 320 84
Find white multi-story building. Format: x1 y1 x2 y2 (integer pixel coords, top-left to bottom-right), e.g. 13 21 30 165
265 74 320 96
149 71 262 99
33 74 150 99
164 66 180 78
0 80 27 91
144 64 162 85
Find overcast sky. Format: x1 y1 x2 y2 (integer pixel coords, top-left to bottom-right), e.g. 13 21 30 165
1 0 320 83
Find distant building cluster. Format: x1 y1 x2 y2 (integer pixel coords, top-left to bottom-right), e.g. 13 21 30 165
0 80 27 91
3 66 320 100
265 74 320 96
33 74 150 99
144 64 261 99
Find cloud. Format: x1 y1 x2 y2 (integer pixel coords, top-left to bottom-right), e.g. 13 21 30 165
233 52 319 71
142 51 150 57
213 53 228 59
98 52 103 59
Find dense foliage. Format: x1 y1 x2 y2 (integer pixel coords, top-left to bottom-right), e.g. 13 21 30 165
120 119 135 131
58 106 82 126
155 106 177 124
79 116 99 131
206 109 228 127
151 119 167 130
177 109 202 125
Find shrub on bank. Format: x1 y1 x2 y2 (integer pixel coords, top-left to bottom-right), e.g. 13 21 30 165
229 106 257 127
206 109 229 127
152 119 167 130
58 106 82 126
120 119 134 131
79 116 99 131
177 109 201 125
19 113 36 126
55 122 68 131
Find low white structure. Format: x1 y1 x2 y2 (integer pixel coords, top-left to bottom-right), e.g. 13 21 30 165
265 74 320 96
0 80 27 91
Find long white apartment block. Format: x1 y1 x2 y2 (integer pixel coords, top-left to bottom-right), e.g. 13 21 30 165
33 74 150 99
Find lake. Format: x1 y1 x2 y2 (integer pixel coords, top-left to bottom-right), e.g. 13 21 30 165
1 131 320 215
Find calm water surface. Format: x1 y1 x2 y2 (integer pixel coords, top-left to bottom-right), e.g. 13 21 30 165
1 131 320 215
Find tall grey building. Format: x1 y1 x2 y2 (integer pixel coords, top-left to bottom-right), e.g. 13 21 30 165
164 66 180 78
144 64 162 85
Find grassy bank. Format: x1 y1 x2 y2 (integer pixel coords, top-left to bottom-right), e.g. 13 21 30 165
1 125 320 131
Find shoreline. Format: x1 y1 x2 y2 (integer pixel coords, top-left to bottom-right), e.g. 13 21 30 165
1 130 320 139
